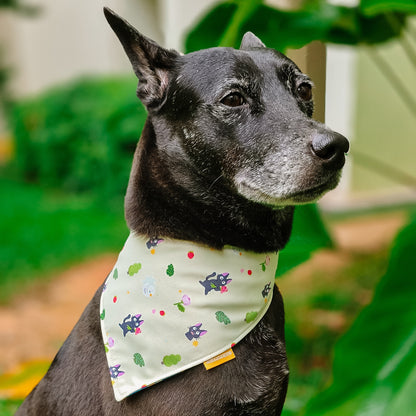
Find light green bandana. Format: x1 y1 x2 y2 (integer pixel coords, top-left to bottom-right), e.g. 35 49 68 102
100 233 278 401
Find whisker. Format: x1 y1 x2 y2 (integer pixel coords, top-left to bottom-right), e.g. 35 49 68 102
208 174 224 191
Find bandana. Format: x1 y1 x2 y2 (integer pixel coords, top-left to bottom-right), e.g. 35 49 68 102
100 233 278 401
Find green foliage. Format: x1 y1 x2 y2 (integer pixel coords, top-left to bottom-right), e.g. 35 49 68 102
0 0 30 9
0 178 127 301
304 213 416 415
185 0 408 53
9 76 146 196
278 205 333 276
0 398 22 416
361 0 416 15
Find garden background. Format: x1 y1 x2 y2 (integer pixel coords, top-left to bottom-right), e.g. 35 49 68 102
1 0 416 415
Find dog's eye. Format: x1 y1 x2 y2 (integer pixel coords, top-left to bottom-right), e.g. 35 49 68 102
297 83 312 101
221 92 245 107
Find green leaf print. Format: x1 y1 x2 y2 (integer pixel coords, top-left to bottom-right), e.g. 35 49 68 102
215 311 231 325
100 309 105 320
166 264 174 277
113 268 118 279
128 263 141 276
133 353 145 367
163 354 181 367
176 302 185 312
245 311 258 323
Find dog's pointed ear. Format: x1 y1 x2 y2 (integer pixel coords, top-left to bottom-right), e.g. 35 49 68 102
104 7 179 109
240 32 266 50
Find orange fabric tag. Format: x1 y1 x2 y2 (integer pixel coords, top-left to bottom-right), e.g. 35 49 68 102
203 348 235 370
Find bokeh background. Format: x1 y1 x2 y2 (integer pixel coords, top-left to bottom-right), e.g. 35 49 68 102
0 0 415 415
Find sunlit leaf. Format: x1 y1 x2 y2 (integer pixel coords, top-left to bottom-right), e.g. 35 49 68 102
186 1 408 53
361 0 416 15
305 213 416 416
277 205 333 277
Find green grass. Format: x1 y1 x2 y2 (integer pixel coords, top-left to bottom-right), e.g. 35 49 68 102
0 177 128 302
0 399 22 416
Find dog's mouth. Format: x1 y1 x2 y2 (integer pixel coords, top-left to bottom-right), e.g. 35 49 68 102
236 172 341 207
285 174 341 203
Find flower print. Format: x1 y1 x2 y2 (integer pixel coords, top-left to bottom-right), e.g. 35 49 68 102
174 294 191 312
105 337 115 353
182 295 191 305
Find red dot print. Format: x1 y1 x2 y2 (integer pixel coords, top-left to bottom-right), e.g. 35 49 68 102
247 270 252 276
160 310 165 316
187 251 195 259
113 296 117 303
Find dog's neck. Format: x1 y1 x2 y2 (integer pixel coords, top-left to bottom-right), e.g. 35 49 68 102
124 119 294 253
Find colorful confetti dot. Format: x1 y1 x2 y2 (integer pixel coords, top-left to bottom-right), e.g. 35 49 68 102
113 296 117 303
187 251 195 259
247 270 252 276
160 310 165 316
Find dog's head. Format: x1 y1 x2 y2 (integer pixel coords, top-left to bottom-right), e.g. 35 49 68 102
104 8 349 208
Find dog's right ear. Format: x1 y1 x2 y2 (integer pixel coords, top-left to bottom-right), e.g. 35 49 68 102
104 7 179 109
240 32 266 50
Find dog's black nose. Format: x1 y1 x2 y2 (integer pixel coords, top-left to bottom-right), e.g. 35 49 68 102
311 131 349 170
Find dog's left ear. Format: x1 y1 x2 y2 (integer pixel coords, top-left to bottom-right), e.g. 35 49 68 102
240 32 266 50
104 7 179 109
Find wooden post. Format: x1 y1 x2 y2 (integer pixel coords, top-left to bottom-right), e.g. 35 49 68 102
266 0 327 123
287 42 327 123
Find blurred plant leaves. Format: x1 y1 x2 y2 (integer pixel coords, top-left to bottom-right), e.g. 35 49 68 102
304 213 416 415
185 0 408 53
9 76 145 195
277 205 333 276
0 360 50 399
361 0 416 15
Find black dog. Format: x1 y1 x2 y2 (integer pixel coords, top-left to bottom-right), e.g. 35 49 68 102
16 8 348 415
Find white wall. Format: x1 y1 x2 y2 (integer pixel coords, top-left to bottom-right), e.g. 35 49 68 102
0 0 217 98
320 45 357 209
